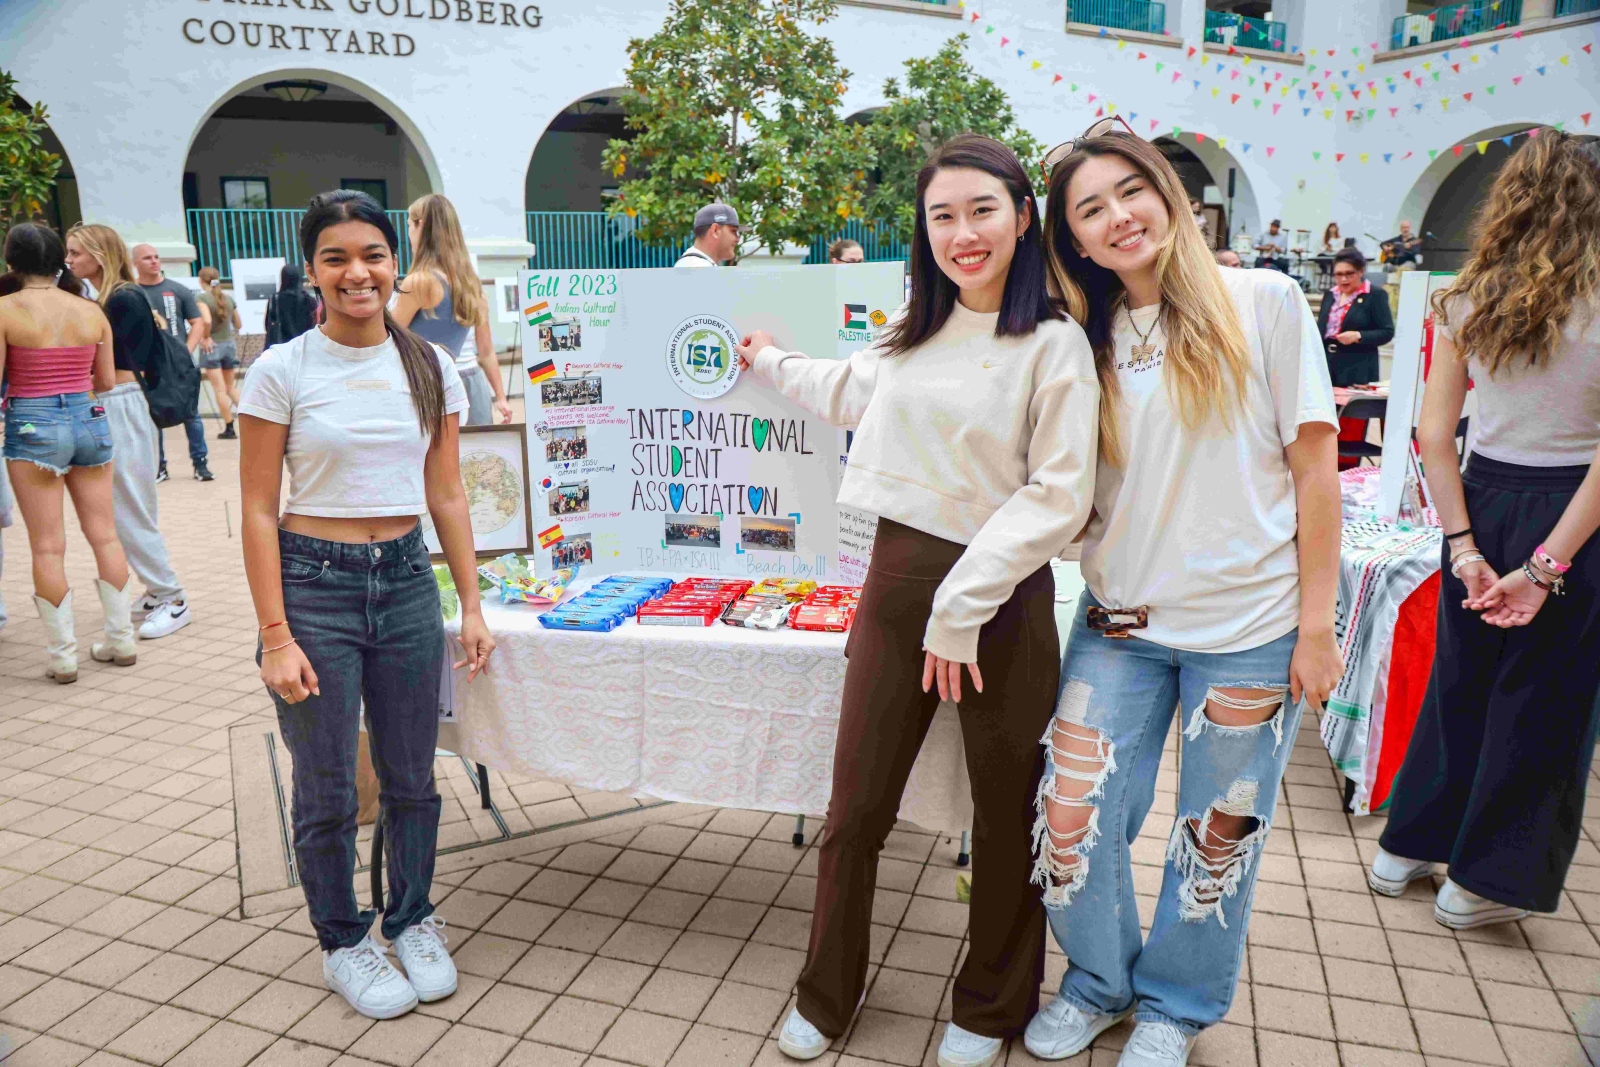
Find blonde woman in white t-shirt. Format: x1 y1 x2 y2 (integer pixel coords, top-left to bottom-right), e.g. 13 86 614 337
1021 121 1344 1067
237 191 495 1024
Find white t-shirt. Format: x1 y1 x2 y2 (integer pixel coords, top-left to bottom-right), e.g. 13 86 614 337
673 248 718 269
238 328 468 518
1081 268 1338 653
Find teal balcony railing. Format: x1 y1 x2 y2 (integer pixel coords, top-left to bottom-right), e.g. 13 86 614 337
1067 0 1166 34
1390 0 1521 50
186 208 411 281
803 219 912 266
527 212 910 269
1204 10 1287 52
1555 0 1599 15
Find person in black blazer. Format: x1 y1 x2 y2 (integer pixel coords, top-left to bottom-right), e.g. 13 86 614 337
1317 247 1394 386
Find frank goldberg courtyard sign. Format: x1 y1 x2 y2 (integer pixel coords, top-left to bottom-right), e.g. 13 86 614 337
181 0 542 57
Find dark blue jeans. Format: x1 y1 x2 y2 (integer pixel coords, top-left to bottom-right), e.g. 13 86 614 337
261 524 444 950
156 414 207 467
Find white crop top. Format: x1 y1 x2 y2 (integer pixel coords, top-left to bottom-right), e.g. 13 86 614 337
238 328 468 518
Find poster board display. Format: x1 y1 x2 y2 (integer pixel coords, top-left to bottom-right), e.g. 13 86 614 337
518 263 903 582
229 257 287 336
494 277 522 324
424 424 534 558
1379 271 1458 522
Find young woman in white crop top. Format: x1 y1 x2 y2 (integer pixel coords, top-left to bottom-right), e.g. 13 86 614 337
237 190 494 1023
1022 122 1343 1067
734 135 1099 1067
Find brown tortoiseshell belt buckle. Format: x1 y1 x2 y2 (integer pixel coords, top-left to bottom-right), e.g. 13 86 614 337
1087 605 1149 639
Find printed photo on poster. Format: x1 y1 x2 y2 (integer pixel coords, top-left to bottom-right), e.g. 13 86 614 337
424 424 533 559
665 514 721 549
551 533 593 568
495 277 521 324
537 316 583 352
741 516 796 553
545 425 587 463
541 376 603 408
547 481 590 516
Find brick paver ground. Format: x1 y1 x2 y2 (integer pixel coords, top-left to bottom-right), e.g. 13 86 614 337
1 430 1597 1067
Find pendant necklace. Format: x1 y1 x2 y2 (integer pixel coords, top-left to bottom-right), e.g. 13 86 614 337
1125 298 1162 364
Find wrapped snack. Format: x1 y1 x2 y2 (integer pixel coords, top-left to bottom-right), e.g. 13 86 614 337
539 607 626 632
478 554 577 606
722 594 795 630
791 602 856 632
751 577 817 599
636 602 724 626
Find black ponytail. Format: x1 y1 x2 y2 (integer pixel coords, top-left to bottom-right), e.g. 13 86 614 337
298 190 445 438
1 222 84 299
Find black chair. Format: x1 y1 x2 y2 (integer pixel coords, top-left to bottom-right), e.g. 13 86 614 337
1337 396 1388 465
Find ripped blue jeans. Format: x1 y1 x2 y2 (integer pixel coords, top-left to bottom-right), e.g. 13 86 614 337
1032 591 1302 1035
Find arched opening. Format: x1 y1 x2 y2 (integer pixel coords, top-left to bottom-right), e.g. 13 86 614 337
8 91 80 234
1154 135 1260 250
181 72 439 279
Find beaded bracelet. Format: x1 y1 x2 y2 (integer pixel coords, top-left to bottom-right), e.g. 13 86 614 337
262 637 299 653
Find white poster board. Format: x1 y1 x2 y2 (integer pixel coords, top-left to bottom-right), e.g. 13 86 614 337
230 257 287 336
494 277 522 324
1379 271 1457 521
519 263 903 583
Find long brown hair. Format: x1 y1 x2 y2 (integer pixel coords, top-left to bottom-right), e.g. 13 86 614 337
407 193 485 328
197 266 235 317
1044 134 1250 467
65 223 136 306
299 190 445 437
879 135 1060 357
1432 132 1600 376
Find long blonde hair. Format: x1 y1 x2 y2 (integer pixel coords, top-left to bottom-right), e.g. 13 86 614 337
407 193 484 327
1044 134 1251 467
65 223 136 306
1433 132 1600 376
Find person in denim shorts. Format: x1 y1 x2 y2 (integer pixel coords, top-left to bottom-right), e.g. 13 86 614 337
196 266 241 439
237 191 495 1023
1022 126 1345 1067
0 223 139 683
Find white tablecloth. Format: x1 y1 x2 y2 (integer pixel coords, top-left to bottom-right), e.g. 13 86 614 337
440 579 976 834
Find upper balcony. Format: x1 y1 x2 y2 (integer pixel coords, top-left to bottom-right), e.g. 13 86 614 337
1390 0 1522 50
1065 0 1168 37
1203 9 1288 52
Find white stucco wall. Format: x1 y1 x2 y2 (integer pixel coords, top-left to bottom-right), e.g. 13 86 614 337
2 0 1595 266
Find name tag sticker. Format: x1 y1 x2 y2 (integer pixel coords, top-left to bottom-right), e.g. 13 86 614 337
346 380 392 392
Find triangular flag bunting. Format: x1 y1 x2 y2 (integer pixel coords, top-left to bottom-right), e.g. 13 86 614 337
1428 149 1438 159
1312 151 1321 160
1218 137 1228 148
1360 153 1369 164
1402 151 1413 160
1137 51 1147 60
1335 152 1345 162
1513 75 1523 84
1052 73 1063 84
1195 133 1206 143
1476 140 1489 153
1463 92 1472 101
1266 146 1276 157
1453 145 1465 156
1487 85 1495 94
1584 113 1594 126
1501 135 1512 146
1231 93 1240 103
1559 55 1569 65
1241 143 1251 152
1000 36 1008 45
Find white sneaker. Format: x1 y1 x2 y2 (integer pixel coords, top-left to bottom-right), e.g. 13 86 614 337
1368 847 1435 897
131 593 163 623
777 1007 829 1060
392 916 456 1002
937 1022 1002 1067
1025 997 1133 1060
1434 878 1529 930
137 597 192 640
323 936 417 1020
1118 1021 1197 1067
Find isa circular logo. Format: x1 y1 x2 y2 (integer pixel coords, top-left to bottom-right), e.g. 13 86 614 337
666 315 741 399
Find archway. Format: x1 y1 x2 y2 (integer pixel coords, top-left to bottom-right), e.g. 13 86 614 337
8 92 80 234
1154 134 1261 249
181 71 440 278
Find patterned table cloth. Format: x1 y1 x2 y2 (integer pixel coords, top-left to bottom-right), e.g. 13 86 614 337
440 587 975 834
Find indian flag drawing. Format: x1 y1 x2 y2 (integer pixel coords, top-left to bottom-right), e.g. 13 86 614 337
525 300 553 327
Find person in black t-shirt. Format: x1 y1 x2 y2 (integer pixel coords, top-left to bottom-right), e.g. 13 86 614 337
131 243 213 483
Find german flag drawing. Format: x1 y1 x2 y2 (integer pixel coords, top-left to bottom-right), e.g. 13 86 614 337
525 301 553 327
527 358 556 384
538 524 564 549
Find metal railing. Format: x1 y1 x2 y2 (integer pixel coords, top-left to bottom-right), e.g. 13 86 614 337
1204 10 1287 51
186 208 411 280
803 219 912 265
1389 0 1521 50
526 211 685 269
1555 0 1600 16
1066 0 1167 34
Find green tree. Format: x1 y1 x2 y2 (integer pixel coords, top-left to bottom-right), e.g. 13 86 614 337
0 72 62 235
602 0 872 256
864 36 1045 242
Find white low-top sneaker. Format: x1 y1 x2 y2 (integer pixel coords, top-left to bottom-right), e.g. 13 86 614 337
937 1022 1002 1067
1118 1021 1197 1067
1025 997 1133 1060
131 593 163 624
1368 847 1435 897
323 936 417 1020
777 1007 828 1060
137 597 192 640
393 916 457 1001
1434 878 1529 930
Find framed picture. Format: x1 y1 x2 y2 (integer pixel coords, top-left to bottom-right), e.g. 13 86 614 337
424 423 533 560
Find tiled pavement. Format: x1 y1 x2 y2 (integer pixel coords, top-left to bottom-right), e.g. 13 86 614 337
2 430 1599 1067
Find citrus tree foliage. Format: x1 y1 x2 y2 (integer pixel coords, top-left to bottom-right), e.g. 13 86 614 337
602 0 872 255
0 72 62 235
864 36 1045 242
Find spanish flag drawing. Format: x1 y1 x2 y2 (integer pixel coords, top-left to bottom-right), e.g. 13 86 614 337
538 524 564 549
527 358 556 384
525 301 553 327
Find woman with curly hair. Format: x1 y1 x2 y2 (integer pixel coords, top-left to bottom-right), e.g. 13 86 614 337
1369 132 1600 929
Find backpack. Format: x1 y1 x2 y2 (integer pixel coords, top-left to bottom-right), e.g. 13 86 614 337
134 328 201 429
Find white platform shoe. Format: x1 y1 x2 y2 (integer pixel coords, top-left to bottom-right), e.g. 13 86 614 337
32 591 78 684
90 577 138 667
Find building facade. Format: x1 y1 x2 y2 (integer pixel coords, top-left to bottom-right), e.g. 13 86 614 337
4 0 1597 311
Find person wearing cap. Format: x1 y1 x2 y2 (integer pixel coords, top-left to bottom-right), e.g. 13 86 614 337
676 203 742 268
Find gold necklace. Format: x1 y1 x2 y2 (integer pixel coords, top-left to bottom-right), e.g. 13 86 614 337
1123 298 1162 363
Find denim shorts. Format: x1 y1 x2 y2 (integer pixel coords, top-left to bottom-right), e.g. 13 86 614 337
200 339 238 370
3 393 114 474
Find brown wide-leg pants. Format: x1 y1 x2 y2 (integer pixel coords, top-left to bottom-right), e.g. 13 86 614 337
796 518 1060 1040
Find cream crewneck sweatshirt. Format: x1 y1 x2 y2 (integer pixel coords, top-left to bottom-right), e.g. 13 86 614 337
750 301 1099 662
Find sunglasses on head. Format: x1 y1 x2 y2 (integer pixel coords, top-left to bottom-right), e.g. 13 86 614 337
1044 115 1140 176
